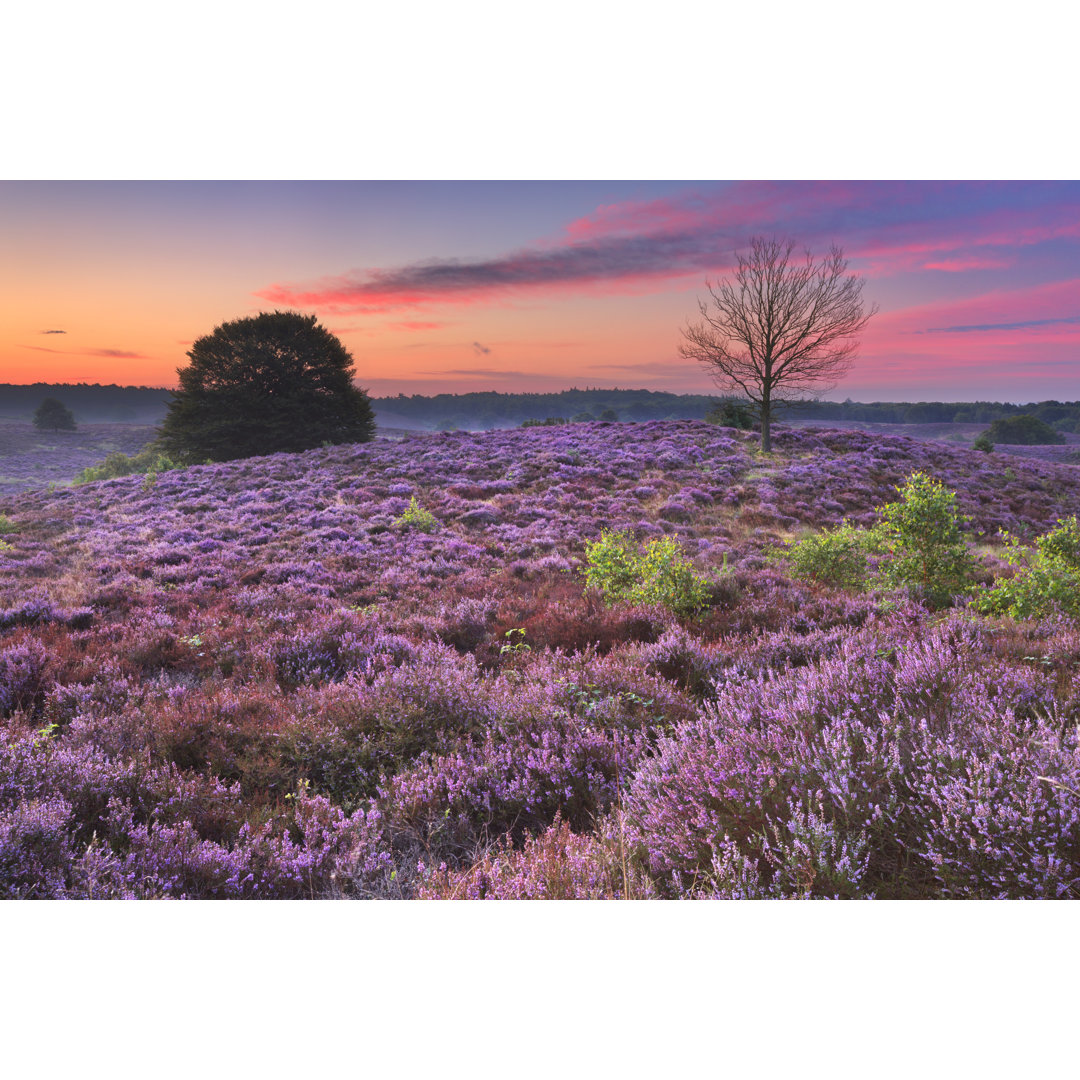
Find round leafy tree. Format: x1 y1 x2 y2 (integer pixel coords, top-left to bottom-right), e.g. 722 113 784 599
158 311 376 462
33 397 77 432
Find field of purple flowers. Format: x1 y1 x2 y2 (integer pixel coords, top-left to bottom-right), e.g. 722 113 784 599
0 421 159 497
2 419 1080 898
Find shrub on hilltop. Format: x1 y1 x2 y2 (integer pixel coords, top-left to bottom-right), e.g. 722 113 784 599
157 311 376 463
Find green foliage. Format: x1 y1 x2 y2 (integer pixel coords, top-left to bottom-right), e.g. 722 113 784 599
973 516 1080 619
584 530 710 616
520 417 568 428
972 433 994 453
499 628 531 657
32 397 76 432
0 540 12 554
786 521 870 588
582 529 639 600
0 515 16 535
1034 514 1080 565
705 398 753 430
157 311 376 463
873 471 975 608
395 496 439 533
981 414 1065 445
74 446 179 485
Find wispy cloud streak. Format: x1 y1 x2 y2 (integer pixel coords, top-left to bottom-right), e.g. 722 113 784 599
257 181 1080 315
919 315 1080 334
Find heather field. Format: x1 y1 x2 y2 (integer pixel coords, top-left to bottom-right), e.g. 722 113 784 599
3 419 1080 899
0 421 160 497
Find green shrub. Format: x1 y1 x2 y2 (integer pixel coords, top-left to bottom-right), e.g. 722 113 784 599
0 515 16 535
981 414 1065 445
973 516 1080 619
583 530 639 599
873 471 975 608
395 496 439 533
520 417 568 428
972 433 994 453
74 446 179 485
1034 514 1080 566
786 521 870 589
584 530 709 616
705 399 753 430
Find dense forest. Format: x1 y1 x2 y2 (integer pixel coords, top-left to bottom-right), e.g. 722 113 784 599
4 383 1080 432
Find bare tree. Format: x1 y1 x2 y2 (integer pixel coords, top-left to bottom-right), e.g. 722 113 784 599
679 237 876 451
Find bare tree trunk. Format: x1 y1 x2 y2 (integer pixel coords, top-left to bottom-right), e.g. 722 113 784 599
760 385 772 452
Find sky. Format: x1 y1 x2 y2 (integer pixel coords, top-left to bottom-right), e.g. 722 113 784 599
2 180 1078 402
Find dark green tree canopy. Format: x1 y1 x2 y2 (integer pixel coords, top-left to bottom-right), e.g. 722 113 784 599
158 311 376 462
33 397 77 432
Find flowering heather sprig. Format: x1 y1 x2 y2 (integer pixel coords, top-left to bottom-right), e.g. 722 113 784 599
625 617 1080 898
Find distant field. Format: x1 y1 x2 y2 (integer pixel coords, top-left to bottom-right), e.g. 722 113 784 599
0 421 159 495
789 418 1080 463
3 417 1078 495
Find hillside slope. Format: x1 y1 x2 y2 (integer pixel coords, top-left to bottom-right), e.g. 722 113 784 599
2 421 1079 899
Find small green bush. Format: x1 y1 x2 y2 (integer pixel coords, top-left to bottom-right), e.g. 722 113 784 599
584 530 709 616
972 433 994 453
973 516 1080 619
873 471 975 608
583 530 639 599
395 496 439 533
74 446 179 485
786 521 870 589
0 515 16 535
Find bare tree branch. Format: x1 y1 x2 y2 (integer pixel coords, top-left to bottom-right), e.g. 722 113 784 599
678 237 877 451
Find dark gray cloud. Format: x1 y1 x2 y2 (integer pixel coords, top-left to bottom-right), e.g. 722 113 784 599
472 341 492 355
259 229 734 312
41 329 67 334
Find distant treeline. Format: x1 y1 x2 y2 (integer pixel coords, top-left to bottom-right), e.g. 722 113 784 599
5 383 1080 433
372 389 718 429
0 383 172 423
371 389 1080 432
